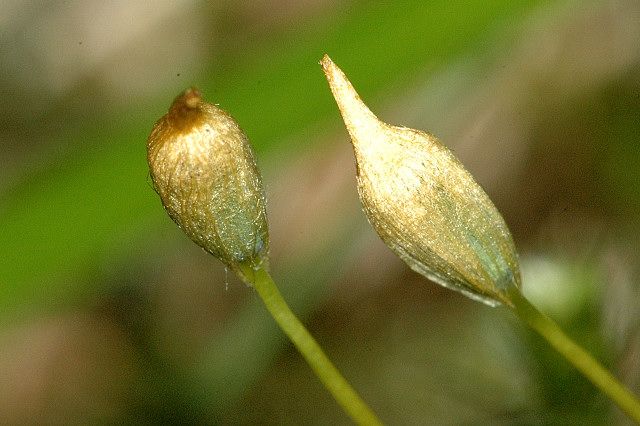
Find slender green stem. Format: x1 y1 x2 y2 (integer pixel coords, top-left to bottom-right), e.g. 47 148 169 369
508 288 640 423
246 265 382 425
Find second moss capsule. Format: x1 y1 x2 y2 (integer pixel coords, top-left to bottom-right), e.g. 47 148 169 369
147 88 269 283
321 55 521 306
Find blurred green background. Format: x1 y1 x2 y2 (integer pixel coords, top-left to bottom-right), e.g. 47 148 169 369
1 0 639 424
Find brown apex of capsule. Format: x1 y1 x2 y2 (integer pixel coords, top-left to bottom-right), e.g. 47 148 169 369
166 87 205 132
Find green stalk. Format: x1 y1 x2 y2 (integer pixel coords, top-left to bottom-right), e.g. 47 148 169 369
246 265 382 426
508 288 640 423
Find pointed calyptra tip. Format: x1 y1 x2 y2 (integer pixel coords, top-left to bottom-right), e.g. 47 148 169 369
319 55 341 89
321 56 522 307
319 53 332 72
320 55 381 145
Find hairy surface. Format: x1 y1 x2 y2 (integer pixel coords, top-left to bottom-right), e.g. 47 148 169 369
147 88 269 281
322 55 520 306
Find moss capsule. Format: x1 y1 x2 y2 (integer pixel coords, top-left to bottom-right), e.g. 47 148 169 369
147 88 269 283
321 55 521 306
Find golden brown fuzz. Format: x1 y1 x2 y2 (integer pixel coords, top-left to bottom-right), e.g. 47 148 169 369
147 88 269 283
321 55 520 306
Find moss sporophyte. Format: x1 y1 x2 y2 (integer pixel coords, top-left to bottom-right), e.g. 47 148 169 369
145 63 640 425
321 54 640 423
146 88 382 425
321 55 520 308
147 88 269 284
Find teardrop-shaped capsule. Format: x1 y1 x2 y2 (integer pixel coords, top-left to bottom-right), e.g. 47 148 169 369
147 88 269 283
321 55 520 306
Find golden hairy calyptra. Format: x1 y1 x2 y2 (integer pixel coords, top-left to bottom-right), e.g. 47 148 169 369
147 88 269 283
321 55 521 306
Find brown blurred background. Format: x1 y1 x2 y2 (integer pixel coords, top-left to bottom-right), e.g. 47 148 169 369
1 0 639 424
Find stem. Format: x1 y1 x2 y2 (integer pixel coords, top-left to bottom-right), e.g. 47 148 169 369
508 288 640 423
248 265 382 425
